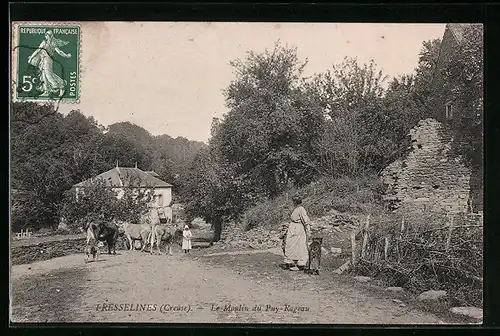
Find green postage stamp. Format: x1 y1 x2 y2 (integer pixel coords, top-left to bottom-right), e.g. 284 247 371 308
13 24 81 102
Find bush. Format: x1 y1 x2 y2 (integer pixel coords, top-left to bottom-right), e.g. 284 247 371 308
54 227 71 235
242 175 385 230
60 179 154 229
35 227 55 236
189 222 200 229
11 198 58 232
115 187 154 223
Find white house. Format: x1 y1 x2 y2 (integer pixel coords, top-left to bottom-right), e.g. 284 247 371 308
73 165 174 223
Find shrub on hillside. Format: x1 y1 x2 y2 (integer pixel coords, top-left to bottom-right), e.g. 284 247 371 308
60 179 154 229
242 175 385 230
357 211 483 307
35 227 55 236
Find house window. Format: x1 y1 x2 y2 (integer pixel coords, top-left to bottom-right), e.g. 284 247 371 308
157 194 163 206
445 102 454 120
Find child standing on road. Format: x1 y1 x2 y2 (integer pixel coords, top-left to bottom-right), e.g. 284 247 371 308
182 225 192 253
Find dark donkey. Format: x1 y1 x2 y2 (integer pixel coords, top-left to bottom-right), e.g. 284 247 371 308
88 221 120 255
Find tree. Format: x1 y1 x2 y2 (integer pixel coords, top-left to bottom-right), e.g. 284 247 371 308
309 38 443 176
60 179 120 229
377 75 423 166
11 104 73 229
10 101 60 125
365 38 443 172
442 24 483 167
439 25 483 212
10 107 150 230
414 38 442 104
103 122 206 192
10 102 203 230
365 38 443 171
181 42 327 232
150 134 206 199
60 178 154 229
306 57 388 176
181 147 230 240
218 41 324 199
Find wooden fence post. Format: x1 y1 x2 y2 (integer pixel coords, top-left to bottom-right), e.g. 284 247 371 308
361 215 371 259
350 231 357 265
400 218 405 239
446 213 455 253
384 236 390 261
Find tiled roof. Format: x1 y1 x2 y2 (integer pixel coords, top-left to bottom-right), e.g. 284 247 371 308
74 167 173 188
145 171 160 178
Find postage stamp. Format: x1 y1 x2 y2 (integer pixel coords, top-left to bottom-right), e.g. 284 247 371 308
13 24 81 102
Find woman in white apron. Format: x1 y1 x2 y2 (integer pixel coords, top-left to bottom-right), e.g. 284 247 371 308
283 196 311 271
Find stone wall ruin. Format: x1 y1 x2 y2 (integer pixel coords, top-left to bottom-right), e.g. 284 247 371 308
380 118 471 214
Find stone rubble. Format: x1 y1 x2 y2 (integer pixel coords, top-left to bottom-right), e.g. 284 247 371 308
217 210 361 250
333 260 352 274
354 276 372 283
217 222 282 250
418 289 448 301
450 306 483 320
309 210 362 234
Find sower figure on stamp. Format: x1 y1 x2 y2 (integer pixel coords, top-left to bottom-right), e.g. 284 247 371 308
283 195 311 271
27 30 72 97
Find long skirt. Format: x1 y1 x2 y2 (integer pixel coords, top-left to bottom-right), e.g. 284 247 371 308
284 222 308 266
182 238 192 250
37 52 66 93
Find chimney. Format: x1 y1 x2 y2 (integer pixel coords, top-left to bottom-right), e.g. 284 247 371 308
135 162 138 169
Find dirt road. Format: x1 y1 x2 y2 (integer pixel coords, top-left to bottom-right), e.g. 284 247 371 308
11 247 450 324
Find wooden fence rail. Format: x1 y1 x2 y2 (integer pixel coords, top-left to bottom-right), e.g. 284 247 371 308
350 212 484 284
14 229 32 240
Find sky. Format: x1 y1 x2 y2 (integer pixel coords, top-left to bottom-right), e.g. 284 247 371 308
55 22 446 143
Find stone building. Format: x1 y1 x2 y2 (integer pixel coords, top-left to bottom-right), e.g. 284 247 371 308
381 118 471 214
429 23 483 213
381 23 483 214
